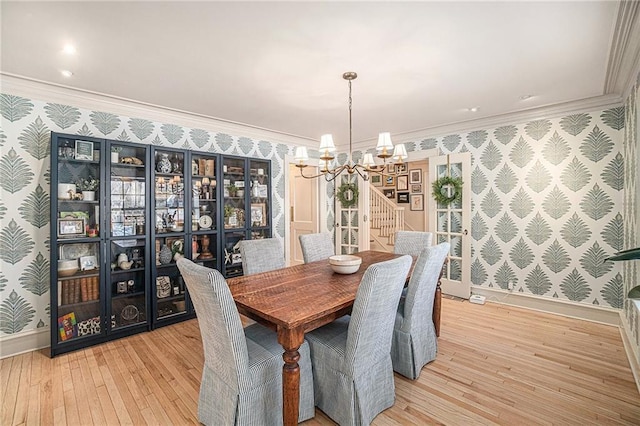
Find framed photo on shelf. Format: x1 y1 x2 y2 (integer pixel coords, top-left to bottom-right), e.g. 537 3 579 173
410 194 424 211
383 189 395 199
79 255 97 271
58 312 77 341
257 184 268 198
57 218 86 238
397 192 410 203
411 184 422 193
397 175 408 191
370 174 382 187
74 140 94 161
384 176 395 187
251 203 266 227
409 169 422 184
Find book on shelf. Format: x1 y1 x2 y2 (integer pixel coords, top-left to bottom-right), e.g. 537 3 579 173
81 278 89 302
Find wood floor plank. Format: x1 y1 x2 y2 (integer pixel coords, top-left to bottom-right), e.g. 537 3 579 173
2 298 639 425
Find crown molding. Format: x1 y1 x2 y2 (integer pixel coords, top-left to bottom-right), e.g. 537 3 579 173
605 0 640 97
350 93 623 151
0 73 314 147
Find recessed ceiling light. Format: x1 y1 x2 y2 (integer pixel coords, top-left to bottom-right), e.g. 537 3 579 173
520 95 533 100
62 44 76 55
61 70 73 78
468 107 479 112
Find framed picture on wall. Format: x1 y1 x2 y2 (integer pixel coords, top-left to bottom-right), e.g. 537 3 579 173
384 176 395 187
410 194 424 211
370 174 382 187
395 162 408 173
409 169 422 184
397 175 408 191
411 184 422 193
383 189 395 199
397 192 409 203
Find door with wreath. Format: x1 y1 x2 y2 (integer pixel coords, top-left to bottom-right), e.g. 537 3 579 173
428 152 471 299
335 173 370 254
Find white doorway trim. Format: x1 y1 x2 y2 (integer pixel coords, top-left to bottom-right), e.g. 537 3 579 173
284 154 329 265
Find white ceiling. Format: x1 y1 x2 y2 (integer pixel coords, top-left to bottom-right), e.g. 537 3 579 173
0 1 625 148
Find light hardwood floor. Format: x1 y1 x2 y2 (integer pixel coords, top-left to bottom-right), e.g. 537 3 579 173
2 298 639 425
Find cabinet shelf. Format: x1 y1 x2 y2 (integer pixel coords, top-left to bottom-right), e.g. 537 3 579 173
111 267 144 274
112 290 145 300
58 269 100 280
59 299 100 308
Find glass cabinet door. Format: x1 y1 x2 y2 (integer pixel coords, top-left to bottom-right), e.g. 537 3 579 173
152 149 187 320
53 136 103 345
191 153 218 271
249 159 270 237
108 142 148 332
222 157 246 277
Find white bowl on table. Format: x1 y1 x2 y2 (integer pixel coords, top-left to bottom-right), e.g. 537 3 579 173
329 255 362 274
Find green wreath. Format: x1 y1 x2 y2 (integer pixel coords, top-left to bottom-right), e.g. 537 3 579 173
432 176 463 205
337 182 359 208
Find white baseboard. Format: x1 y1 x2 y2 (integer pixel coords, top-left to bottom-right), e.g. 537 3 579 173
619 314 640 394
471 286 621 326
0 328 50 359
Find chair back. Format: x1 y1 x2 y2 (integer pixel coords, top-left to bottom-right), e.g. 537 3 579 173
176 258 249 393
299 232 334 263
401 243 450 332
345 255 412 375
239 238 285 275
394 231 433 256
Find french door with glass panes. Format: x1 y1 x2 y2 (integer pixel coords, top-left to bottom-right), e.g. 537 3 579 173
429 152 471 299
335 173 370 254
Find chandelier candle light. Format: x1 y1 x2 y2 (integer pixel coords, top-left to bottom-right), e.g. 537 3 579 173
294 72 408 182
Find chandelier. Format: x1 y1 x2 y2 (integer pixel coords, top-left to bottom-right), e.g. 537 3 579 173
294 72 407 182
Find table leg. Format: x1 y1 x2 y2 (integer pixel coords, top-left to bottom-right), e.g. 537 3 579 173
433 259 447 337
278 327 304 426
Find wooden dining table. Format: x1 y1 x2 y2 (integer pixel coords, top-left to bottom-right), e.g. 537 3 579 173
227 250 442 426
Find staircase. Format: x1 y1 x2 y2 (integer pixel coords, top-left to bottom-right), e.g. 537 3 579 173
369 186 404 252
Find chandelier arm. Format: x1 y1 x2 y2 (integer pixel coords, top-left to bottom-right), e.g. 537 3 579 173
297 166 331 180
353 165 369 181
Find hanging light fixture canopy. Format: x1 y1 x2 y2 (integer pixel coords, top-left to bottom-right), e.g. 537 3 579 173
294 72 408 182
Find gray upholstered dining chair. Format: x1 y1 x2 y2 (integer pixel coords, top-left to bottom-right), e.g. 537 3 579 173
176 258 315 425
305 255 413 426
299 232 334 263
394 230 433 256
391 242 450 380
238 238 285 275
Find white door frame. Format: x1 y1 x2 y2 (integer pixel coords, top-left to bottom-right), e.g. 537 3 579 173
284 154 329 265
428 151 472 299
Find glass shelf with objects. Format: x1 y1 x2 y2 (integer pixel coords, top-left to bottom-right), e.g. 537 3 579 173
55 240 102 345
109 143 148 238
191 153 218 234
151 148 191 327
249 159 271 232
222 157 246 230
51 133 106 356
222 230 246 278
108 238 148 331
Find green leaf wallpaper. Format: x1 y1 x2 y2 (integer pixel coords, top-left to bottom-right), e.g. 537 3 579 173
0 290 35 334
18 116 50 160
44 103 80 130
560 113 591 137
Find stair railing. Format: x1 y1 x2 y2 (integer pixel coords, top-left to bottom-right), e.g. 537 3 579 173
369 185 404 245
